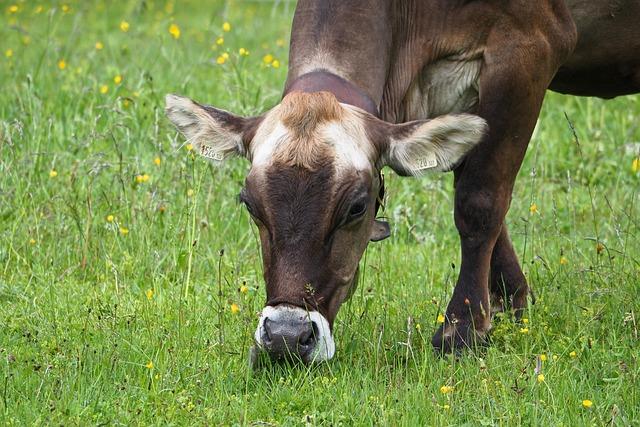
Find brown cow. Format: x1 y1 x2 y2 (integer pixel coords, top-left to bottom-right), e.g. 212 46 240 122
167 0 640 362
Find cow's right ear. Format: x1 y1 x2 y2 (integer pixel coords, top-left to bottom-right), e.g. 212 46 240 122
165 94 261 162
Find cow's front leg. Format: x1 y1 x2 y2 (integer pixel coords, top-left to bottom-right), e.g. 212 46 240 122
430 21 575 353
431 167 511 353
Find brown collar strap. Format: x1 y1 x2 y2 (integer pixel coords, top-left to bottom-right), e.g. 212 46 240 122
284 70 379 118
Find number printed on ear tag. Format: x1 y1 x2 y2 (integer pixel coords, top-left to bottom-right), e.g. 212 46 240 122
415 152 438 171
200 145 225 161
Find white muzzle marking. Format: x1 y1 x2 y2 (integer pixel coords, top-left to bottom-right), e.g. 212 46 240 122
254 306 336 362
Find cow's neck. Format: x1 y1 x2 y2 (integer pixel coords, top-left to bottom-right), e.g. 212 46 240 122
284 1 490 124
284 0 393 114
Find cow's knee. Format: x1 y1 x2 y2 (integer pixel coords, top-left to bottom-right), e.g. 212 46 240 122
454 188 507 247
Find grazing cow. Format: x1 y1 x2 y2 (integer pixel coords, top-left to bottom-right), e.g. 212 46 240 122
166 0 640 362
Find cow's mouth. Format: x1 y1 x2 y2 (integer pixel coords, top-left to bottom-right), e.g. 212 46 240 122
253 305 335 364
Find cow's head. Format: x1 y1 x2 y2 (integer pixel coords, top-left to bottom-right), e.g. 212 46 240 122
166 91 487 363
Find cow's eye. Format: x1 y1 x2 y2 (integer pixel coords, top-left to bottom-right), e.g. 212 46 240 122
348 200 367 220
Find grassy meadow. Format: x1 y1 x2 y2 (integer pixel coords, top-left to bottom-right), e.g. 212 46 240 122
1 1 639 425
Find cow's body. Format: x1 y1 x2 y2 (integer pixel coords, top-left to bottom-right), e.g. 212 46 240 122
167 0 639 361
284 0 639 352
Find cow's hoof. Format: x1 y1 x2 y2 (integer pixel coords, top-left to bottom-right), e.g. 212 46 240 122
431 320 489 356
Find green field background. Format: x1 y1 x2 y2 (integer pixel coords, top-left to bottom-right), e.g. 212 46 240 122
1 1 638 425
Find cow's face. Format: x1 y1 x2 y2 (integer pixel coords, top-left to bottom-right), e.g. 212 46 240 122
166 91 486 363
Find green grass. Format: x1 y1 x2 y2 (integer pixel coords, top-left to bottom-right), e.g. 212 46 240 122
1 1 639 425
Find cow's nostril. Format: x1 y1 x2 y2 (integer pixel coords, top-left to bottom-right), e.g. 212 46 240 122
299 321 315 347
263 317 273 342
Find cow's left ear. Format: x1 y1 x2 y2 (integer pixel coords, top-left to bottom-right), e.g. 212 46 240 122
376 114 488 175
165 94 261 163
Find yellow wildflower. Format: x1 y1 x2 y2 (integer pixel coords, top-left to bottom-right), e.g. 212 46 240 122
276 38 285 47
519 327 529 334
8 5 18 13
522 318 529 324
185 143 193 151
169 23 181 39
119 227 129 236
560 256 568 265
222 52 229 60
632 158 639 173
537 374 545 383
35 6 43 13
158 205 166 213
230 303 240 314
437 314 445 324
49 169 58 178
135 174 149 184
122 99 130 108
569 351 577 358
145 360 154 369
582 399 593 408
440 386 454 394
529 203 538 214
114 75 122 84
106 214 114 223
186 188 195 197
271 59 280 68
61 4 70 13
540 354 547 362
553 355 558 361
222 22 231 32
238 47 249 56
263 54 274 64
216 37 224 45
29 238 36 245
95 41 104 50
153 157 161 166
5 49 13 58
216 55 226 65
240 285 249 294
58 59 66 70
100 85 109 94
22 36 31 45
146 289 154 300
120 21 130 32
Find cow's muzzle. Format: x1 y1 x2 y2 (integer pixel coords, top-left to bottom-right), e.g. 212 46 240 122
254 305 335 363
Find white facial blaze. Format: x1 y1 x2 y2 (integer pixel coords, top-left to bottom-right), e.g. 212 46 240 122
319 107 376 172
249 120 290 167
245 102 376 175
254 306 336 362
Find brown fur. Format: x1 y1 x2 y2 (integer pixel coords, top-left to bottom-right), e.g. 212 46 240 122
272 91 344 170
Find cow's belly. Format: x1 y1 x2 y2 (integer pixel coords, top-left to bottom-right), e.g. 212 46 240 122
402 57 481 122
550 0 640 98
